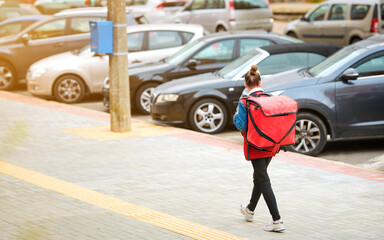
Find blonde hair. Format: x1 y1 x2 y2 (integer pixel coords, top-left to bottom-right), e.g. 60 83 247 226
245 65 261 88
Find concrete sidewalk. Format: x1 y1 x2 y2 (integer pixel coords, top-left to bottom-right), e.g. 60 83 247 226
1 90 384 240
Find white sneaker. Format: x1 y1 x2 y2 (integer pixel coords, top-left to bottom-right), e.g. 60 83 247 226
264 220 285 232
240 204 254 222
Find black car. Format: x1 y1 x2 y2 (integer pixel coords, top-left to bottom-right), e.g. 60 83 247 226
102 31 303 114
150 42 341 134
0 9 147 90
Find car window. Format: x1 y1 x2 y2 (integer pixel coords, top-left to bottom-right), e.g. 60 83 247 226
192 39 235 65
148 31 183 50
328 4 347 20
182 32 194 42
0 21 35 37
29 19 66 40
190 0 206 10
234 0 267 9
381 4 384 20
351 4 370 20
219 49 263 79
127 32 144 52
239 39 271 57
258 52 326 75
0 9 22 21
206 0 225 9
70 17 104 34
355 54 384 77
308 4 328 21
126 0 147 5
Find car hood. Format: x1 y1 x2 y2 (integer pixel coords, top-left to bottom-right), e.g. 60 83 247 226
0 35 18 45
262 68 318 92
129 60 172 75
154 72 228 94
29 51 82 69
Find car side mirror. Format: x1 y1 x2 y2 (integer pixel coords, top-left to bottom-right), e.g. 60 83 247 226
342 68 359 81
187 59 197 69
21 33 30 44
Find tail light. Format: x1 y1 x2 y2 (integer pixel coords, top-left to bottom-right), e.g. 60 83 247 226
85 0 90 6
229 0 235 22
155 3 164 9
371 4 379 33
371 18 379 33
265 0 270 7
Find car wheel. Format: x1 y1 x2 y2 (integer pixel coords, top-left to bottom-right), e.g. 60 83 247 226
0 61 17 90
189 98 228 134
135 83 158 115
287 31 298 39
350 37 361 44
216 26 226 32
53 75 86 103
287 112 327 156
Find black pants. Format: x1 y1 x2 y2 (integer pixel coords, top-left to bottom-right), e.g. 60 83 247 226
247 157 281 221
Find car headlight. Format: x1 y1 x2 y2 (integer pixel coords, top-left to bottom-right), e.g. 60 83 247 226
269 90 285 96
29 68 46 79
156 94 179 103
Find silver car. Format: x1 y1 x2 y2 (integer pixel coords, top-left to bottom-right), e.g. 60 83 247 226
284 0 384 46
26 24 205 103
170 0 273 33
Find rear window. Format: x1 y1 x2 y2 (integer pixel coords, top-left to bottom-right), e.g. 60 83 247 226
381 4 384 20
351 4 370 20
234 0 267 9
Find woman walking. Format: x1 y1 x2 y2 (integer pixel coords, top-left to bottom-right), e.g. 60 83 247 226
233 65 285 232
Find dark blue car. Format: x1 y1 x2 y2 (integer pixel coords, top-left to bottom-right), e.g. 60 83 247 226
262 35 384 155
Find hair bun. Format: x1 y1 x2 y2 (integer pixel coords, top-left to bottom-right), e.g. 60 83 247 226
250 65 258 75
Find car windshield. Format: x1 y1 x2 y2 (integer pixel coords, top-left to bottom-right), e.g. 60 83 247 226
308 45 364 77
218 49 263 79
165 40 205 64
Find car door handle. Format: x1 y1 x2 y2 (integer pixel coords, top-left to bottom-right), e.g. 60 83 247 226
53 42 64 47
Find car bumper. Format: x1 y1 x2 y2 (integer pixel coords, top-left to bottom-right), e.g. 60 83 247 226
26 72 55 97
150 101 187 125
229 20 273 32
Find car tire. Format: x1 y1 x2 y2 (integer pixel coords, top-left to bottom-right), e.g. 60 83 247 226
0 61 17 90
189 98 228 134
216 25 226 32
135 82 158 115
287 112 327 156
287 31 298 39
350 37 361 44
53 75 86 104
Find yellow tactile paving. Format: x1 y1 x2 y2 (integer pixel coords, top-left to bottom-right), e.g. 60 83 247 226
61 121 181 140
0 160 245 240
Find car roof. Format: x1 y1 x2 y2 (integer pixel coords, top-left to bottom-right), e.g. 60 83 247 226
125 23 203 32
324 0 379 3
351 34 384 49
0 14 46 24
196 30 291 42
260 42 343 57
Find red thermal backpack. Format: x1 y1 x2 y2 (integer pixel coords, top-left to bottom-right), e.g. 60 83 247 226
243 92 298 157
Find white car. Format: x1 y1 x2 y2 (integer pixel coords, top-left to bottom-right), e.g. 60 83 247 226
27 23 206 103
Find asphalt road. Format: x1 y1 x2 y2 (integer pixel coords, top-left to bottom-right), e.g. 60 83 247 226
10 21 384 172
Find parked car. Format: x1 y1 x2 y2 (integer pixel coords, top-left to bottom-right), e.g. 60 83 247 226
150 42 341 134
284 0 384 45
34 0 102 14
0 14 44 37
0 1 41 21
102 31 302 114
252 36 384 155
168 0 273 33
26 23 206 103
0 9 147 90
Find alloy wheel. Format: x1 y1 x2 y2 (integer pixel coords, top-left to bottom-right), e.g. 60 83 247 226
294 119 322 153
192 101 225 133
